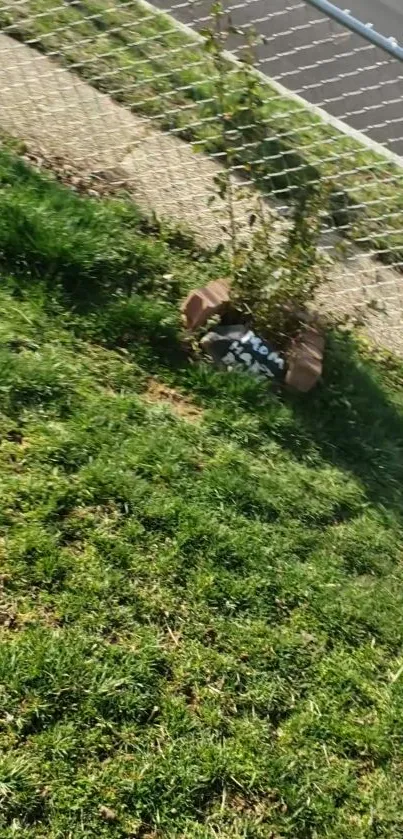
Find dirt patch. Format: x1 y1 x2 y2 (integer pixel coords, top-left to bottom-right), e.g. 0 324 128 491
144 379 203 422
20 149 125 199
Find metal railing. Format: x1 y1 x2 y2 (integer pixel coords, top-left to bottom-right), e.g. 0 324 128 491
305 0 403 62
0 0 402 351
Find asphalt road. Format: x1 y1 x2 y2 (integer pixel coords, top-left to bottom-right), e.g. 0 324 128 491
154 0 403 155
348 0 403 34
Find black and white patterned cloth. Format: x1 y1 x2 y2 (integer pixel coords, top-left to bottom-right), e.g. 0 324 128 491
201 325 287 382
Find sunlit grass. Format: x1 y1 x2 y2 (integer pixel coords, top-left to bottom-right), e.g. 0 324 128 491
1 146 403 837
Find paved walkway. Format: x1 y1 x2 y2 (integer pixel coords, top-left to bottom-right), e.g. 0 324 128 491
0 33 248 241
0 32 402 354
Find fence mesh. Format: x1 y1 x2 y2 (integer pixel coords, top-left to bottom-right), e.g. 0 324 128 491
0 0 403 351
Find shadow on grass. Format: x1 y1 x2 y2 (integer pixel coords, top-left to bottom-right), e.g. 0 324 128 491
2 145 402 516
93 303 403 516
287 333 403 513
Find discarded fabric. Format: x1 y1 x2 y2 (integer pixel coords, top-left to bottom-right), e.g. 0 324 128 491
201 325 287 382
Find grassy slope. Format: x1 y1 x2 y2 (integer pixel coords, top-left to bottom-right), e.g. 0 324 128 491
2 0 403 264
1 147 403 838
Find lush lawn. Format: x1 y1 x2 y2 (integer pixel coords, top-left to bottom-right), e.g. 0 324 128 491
1 146 403 838
2 0 403 265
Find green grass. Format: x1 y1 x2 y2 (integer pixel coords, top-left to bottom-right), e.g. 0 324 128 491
2 145 403 838
2 0 403 265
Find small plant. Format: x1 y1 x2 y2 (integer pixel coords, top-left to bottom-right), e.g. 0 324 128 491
230 183 331 346
204 5 331 345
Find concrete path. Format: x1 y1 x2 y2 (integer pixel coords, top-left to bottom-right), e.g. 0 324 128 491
0 32 249 241
0 32 402 354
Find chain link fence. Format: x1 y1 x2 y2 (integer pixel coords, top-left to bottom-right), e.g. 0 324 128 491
0 0 403 350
